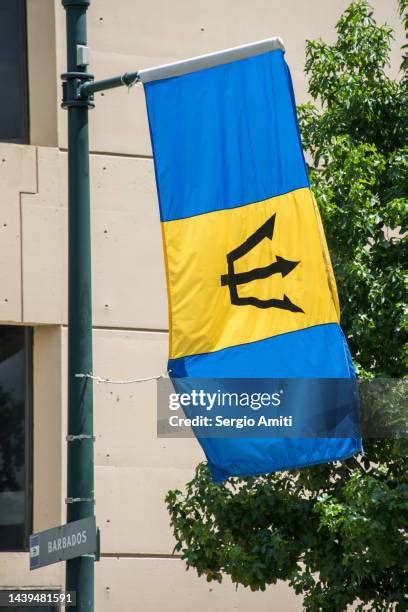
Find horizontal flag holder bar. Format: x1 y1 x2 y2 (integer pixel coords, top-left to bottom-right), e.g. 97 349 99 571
79 37 284 98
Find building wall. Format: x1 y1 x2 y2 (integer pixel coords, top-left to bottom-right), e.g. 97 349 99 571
0 0 404 610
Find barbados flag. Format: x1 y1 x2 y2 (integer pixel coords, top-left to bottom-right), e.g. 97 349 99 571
143 41 362 482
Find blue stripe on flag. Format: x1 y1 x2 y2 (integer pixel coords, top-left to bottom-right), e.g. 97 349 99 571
202 436 361 483
169 323 362 482
144 50 309 222
169 323 355 378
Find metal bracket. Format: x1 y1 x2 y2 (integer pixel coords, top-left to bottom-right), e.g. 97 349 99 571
61 71 95 109
65 497 95 504
77 45 91 67
62 0 90 6
66 434 96 442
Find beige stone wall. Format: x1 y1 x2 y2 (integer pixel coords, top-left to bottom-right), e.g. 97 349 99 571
0 0 404 609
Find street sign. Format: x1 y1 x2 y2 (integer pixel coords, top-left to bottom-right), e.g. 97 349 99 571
29 516 97 570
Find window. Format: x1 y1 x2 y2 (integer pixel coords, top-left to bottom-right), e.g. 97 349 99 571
0 0 29 144
0 326 32 551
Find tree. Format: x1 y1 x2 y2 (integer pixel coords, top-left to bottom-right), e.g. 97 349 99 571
165 2 408 610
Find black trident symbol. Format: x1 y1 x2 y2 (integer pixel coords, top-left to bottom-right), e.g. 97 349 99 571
220 213 304 313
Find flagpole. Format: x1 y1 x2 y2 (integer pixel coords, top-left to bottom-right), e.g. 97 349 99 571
61 1 95 610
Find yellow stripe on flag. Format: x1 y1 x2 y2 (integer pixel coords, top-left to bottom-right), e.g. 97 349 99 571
162 187 339 359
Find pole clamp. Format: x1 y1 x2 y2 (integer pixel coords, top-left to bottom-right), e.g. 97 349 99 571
65 497 95 504
62 0 90 7
66 434 96 442
61 71 95 109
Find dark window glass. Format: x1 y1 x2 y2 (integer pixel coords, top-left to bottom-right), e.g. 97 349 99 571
0 0 29 143
0 326 32 551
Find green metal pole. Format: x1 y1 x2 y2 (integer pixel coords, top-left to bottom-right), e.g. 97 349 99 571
61 1 94 610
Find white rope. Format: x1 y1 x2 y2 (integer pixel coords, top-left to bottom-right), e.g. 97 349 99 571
127 74 140 90
75 371 169 384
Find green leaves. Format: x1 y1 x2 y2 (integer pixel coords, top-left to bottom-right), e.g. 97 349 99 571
306 0 394 110
166 2 408 609
300 1 407 379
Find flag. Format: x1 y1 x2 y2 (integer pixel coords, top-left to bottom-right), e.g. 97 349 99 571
143 44 362 482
